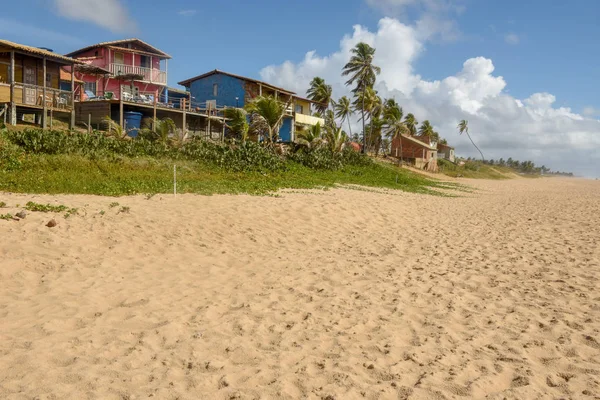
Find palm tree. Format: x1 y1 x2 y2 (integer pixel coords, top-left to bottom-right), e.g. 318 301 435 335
353 87 381 152
102 116 129 140
403 113 418 136
295 122 323 149
383 98 403 123
383 101 409 162
244 95 288 143
457 120 485 161
324 125 347 153
307 77 332 114
418 120 434 139
342 42 380 153
222 107 249 142
334 96 353 137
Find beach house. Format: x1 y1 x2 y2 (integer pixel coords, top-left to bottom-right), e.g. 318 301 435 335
178 70 324 142
0 39 81 127
391 134 438 172
65 38 170 101
437 142 455 163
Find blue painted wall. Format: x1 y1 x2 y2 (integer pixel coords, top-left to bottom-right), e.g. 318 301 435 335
188 73 246 108
279 117 293 142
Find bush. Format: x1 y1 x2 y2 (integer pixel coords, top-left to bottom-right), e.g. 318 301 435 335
0 133 24 171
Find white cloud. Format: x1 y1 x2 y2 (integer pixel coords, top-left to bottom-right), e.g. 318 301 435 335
178 10 197 17
583 106 599 117
52 0 137 34
260 18 600 177
505 33 520 45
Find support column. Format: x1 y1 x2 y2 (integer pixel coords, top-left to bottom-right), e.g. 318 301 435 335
153 89 157 122
42 57 47 129
9 50 16 125
70 63 75 129
182 100 187 140
119 85 124 128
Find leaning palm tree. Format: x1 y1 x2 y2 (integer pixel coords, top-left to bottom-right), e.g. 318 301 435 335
458 119 485 161
222 107 249 142
334 96 353 137
403 113 418 136
244 95 288 143
324 125 347 153
307 77 333 114
353 87 381 153
295 122 323 149
342 42 380 153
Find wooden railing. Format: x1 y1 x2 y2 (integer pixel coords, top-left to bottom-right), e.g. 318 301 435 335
109 63 167 85
13 83 74 111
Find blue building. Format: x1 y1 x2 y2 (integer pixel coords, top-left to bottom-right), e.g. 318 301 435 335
178 70 323 142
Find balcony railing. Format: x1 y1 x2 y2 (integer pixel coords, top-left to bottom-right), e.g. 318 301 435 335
109 63 167 85
5 83 74 111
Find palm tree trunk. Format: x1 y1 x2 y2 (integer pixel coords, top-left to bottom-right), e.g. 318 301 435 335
361 89 366 154
347 117 352 138
466 132 485 161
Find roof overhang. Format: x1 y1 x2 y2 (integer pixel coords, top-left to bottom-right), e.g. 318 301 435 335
178 69 295 95
0 39 83 65
66 38 171 59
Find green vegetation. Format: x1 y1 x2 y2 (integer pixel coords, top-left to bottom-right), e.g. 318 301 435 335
0 201 6 208
0 128 456 196
24 201 71 213
0 213 14 221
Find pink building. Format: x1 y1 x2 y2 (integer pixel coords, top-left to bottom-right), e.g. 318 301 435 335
65 38 170 101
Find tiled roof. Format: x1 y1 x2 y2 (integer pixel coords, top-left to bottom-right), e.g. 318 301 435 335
0 39 82 64
65 38 171 58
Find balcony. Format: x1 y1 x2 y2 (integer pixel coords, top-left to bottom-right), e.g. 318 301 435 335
0 83 74 112
109 63 167 85
295 112 324 126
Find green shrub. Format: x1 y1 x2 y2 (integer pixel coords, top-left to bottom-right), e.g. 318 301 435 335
0 133 24 171
181 138 285 172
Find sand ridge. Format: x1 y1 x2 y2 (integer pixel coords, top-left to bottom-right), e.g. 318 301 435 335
1 178 599 399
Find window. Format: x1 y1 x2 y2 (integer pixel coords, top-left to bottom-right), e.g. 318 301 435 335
114 52 124 65
46 72 52 87
94 51 98 57
140 55 150 68
295 104 304 114
213 83 218 96
84 81 97 96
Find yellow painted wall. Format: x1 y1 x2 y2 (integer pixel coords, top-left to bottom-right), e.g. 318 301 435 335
294 98 311 115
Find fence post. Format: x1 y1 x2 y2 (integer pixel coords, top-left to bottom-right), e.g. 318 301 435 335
88 114 91 133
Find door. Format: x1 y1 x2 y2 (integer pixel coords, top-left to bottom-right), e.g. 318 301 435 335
114 52 124 65
24 66 36 105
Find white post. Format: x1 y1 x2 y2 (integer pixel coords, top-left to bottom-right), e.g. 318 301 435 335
173 165 177 197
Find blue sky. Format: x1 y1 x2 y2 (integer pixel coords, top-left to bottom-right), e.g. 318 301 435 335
2 0 598 113
2 0 599 176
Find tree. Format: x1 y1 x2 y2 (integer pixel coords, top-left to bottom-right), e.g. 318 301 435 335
222 107 249 142
418 120 434 139
382 99 409 162
334 96 353 137
244 95 288 143
353 87 381 152
404 113 418 136
457 120 485 161
342 42 380 153
365 116 385 156
307 77 332 114
324 124 348 153
295 122 323 149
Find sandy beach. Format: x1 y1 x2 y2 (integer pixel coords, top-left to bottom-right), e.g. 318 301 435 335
1 178 599 399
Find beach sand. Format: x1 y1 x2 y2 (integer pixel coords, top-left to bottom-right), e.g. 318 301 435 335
1 178 599 399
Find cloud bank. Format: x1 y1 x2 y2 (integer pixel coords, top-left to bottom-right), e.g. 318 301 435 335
260 18 600 177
